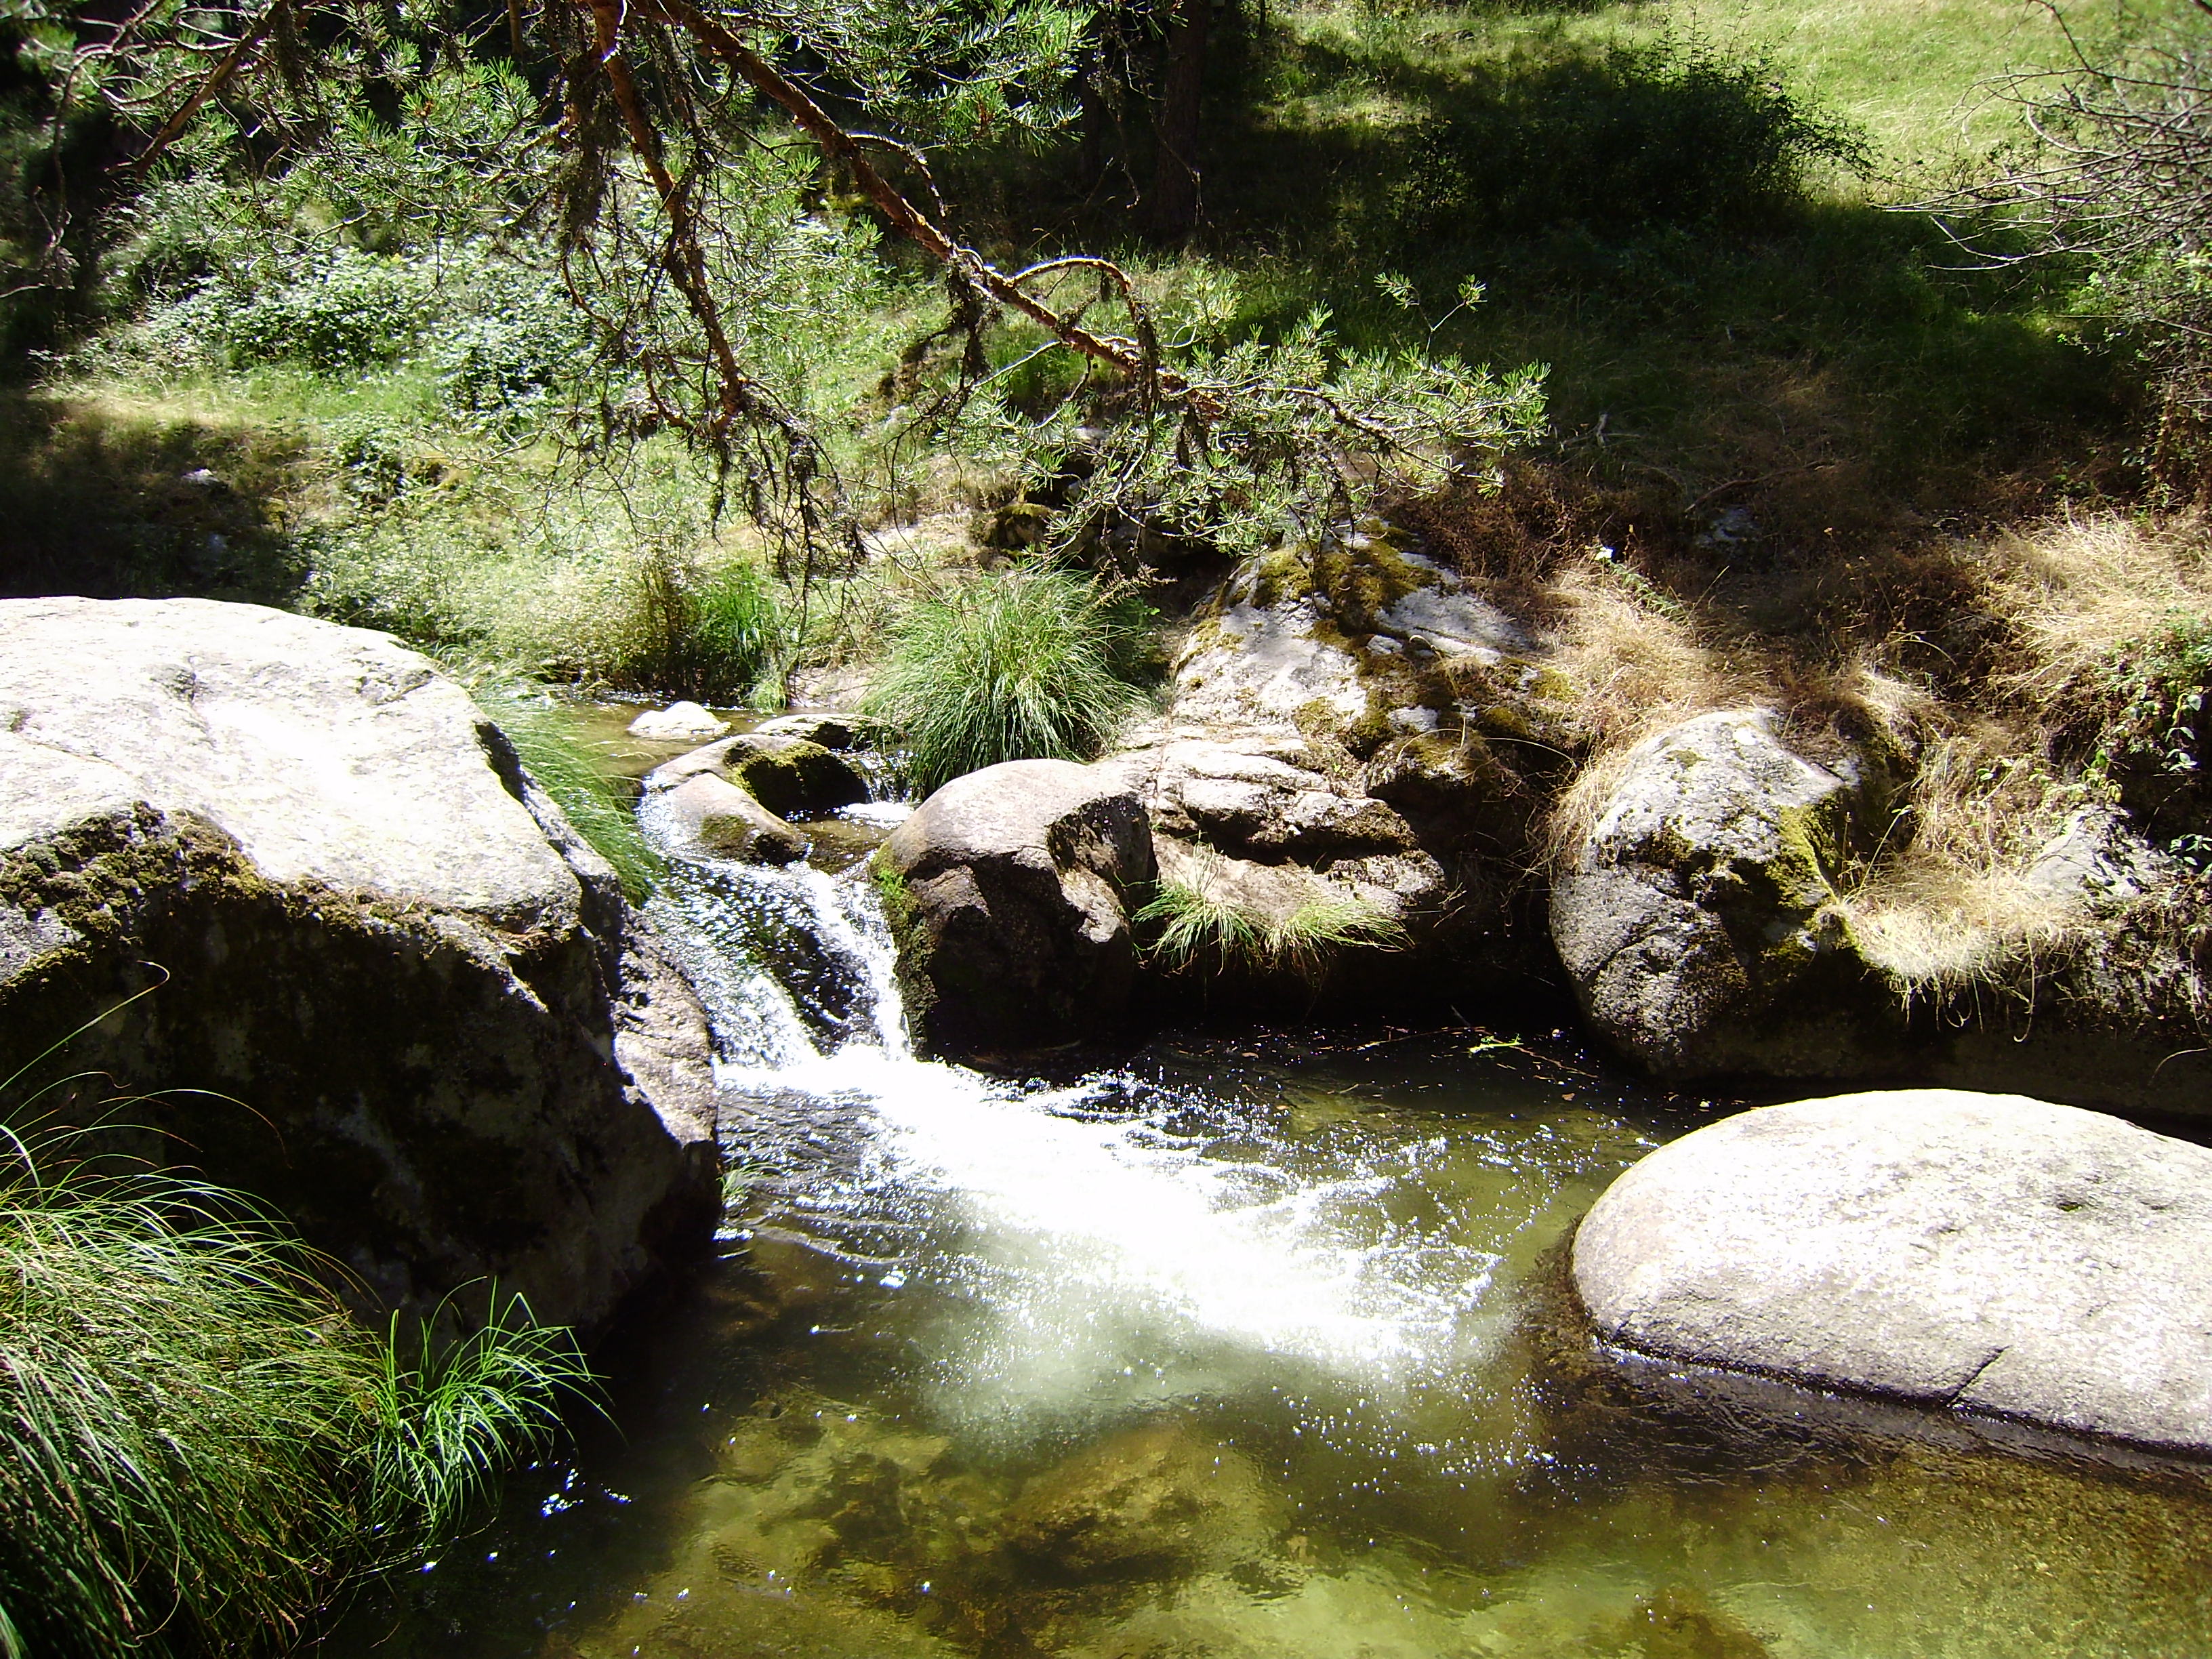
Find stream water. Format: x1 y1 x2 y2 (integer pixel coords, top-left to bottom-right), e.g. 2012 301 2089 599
328 743 2212 1659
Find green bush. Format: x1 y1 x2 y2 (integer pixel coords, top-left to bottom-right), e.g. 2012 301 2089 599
0 1089 592 1657
607 554 788 705
1401 36 1867 240
222 251 436 374
432 262 595 428
861 567 1154 794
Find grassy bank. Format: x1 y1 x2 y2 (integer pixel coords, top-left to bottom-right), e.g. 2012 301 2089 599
0 1096 592 1656
1 0 2203 977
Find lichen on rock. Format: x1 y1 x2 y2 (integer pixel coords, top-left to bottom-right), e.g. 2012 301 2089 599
0 596 720 1336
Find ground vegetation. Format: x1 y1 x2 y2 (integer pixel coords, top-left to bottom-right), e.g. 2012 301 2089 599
0 1041 594 1656
0 0 2199 1017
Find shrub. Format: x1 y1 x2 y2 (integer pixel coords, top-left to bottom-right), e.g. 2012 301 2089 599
0 1088 592 1658
607 552 789 705
222 251 436 374
1936 7 2212 477
1401 35 1868 240
432 262 595 428
861 566 1154 794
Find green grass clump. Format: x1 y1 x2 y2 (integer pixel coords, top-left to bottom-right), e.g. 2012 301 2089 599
472 680 665 902
0 1101 592 1658
1137 855 1408 982
1136 865 1263 975
862 567 1155 796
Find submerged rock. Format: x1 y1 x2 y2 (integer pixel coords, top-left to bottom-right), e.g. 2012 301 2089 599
880 759 1153 1059
0 597 719 1335
1550 709 1895 1079
1574 1089 2212 1456
630 699 730 740
1006 1422 1281 1580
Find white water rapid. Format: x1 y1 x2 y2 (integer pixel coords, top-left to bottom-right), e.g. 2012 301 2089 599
639 826 1507 1439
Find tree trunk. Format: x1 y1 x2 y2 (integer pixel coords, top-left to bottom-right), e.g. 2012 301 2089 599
1150 0 1205 239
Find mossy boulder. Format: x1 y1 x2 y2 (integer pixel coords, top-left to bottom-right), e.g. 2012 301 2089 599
642 771 808 865
879 760 1154 1059
647 731 869 821
1549 709 1898 1079
0 597 719 1336
726 735 871 819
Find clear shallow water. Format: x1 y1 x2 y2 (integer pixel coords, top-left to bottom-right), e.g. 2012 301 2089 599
326 853 2212 1659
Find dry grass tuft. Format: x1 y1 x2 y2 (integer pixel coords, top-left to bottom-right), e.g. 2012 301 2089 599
1984 512 2212 714
1540 550 1764 857
1834 731 2095 1001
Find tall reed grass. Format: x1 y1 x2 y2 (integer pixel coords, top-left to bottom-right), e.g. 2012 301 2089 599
0 1031 594 1656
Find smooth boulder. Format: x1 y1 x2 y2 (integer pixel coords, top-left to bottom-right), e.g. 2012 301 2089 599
0 597 720 1335
1574 1089 2212 1455
629 699 729 740
879 759 1153 1058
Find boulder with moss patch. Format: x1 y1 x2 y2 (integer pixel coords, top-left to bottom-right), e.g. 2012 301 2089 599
0 597 720 1336
1113 528 1572 1015
1549 708 1900 1078
656 732 870 820
880 759 1154 1059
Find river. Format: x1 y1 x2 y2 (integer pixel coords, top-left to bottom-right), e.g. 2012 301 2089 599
324 733 2212 1659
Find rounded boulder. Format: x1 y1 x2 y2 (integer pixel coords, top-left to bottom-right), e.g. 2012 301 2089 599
1573 1089 2212 1455
879 759 1153 1059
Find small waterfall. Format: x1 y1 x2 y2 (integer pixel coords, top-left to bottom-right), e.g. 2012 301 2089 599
640 801 1502 1434
648 856 906 1069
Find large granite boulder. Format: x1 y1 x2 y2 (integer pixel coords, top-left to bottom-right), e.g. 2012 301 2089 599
1550 709 1896 1078
879 759 1153 1058
1574 1089 2212 1456
0 597 720 1336
1106 528 1572 1016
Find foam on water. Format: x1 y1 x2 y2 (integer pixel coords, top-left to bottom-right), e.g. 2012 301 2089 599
647 844 1500 1419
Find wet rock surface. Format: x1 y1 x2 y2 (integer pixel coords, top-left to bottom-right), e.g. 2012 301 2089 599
1574 1088 2212 1455
649 771 810 865
0 596 718 1334
880 759 1154 1058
